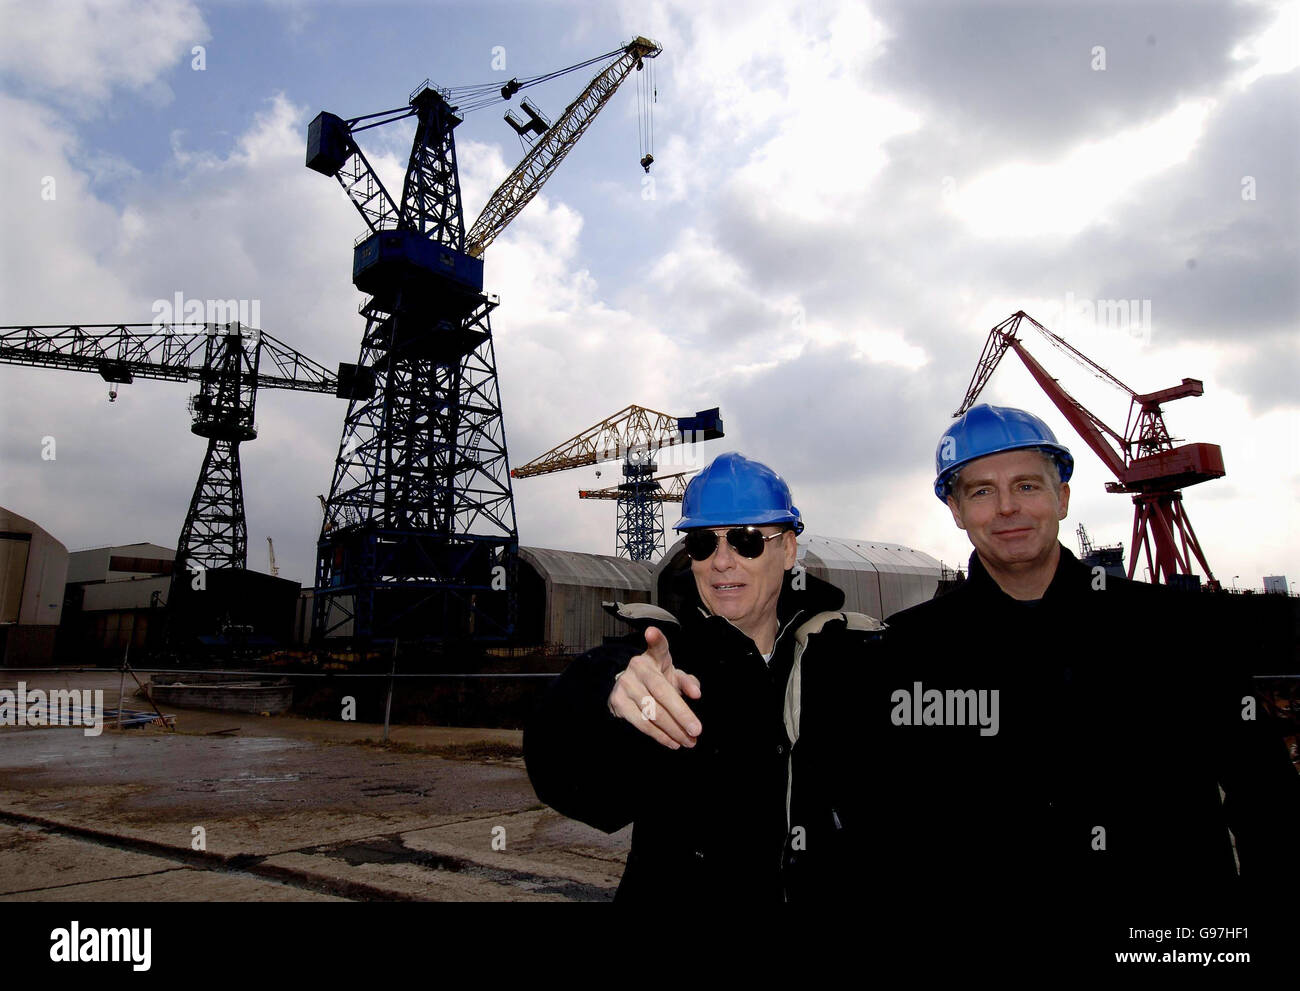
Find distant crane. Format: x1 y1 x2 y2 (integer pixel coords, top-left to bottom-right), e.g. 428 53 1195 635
955 310 1225 588
1076 522 1124 578
267 537 279 578
0 322 349 576
1077 522 1097 559
305 37 661 645
513 405 723 561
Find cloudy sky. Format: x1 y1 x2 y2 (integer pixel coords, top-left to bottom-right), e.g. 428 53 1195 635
0 0 1296 595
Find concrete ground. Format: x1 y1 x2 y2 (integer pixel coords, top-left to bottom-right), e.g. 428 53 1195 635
0 671 629 902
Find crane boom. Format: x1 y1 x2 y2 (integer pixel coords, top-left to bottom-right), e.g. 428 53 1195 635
0 324 338 394
1005 334 1131 479
515 404 718 561
511 404 719 478
955 312 1129 474
465 36 662 258
579 470 694 501
1 321 345 576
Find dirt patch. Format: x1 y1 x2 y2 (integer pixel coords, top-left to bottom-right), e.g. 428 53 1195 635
345 738 523 762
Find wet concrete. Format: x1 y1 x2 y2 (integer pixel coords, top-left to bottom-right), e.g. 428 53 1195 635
0 671 629 901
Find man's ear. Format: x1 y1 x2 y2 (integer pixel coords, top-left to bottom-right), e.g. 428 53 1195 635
782 530 798 570
1058 481 1070 519
946 494 966 530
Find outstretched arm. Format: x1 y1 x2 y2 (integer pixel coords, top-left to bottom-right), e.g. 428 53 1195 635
524 626 698 832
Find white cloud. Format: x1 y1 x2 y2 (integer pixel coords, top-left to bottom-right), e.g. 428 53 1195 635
949 98 1216 238
1232 0 1300 88
0 0 207 108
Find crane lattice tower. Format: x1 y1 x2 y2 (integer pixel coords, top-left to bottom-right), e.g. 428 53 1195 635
307 38 661 644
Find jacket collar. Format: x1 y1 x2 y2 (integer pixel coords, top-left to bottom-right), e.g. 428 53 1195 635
965 542 1087 604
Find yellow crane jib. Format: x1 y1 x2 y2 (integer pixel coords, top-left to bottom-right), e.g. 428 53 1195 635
579 470 696 502
465 36 662 259
510 404 720 479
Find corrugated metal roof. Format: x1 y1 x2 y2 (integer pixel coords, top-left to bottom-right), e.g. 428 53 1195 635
798 535 942 577
520 546 653 592
651 533 944 621
0 506 57 540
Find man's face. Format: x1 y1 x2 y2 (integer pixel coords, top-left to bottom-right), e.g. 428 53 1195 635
689 524 798 639
946 449 1069 576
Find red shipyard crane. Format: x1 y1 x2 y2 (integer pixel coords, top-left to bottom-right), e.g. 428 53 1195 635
956 310 1225 589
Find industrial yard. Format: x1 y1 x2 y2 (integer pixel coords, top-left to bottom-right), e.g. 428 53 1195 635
0 10 1296 979
0 671 625 902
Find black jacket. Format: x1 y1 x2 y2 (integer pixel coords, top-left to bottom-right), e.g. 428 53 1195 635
523 567 883 903
876 545 1300 905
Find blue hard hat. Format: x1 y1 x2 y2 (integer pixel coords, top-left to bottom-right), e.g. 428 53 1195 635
933 403 1073 502
673 452 804 534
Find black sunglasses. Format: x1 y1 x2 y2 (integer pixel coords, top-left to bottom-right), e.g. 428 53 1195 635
683 526 787 561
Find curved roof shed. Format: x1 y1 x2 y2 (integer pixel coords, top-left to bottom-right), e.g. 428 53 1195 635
650 533 942 623
517 546 652 654
797 535 941 620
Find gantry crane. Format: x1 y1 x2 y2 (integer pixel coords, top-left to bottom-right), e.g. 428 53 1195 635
306 36 661 645
0 322 348 580
513 405 723 561
955 310 1225 588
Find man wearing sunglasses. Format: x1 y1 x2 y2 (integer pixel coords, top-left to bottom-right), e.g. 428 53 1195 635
524 451 882 902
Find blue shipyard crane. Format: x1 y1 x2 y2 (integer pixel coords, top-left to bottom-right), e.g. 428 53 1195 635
512 405 723 562
306 37 661 644
0 322 343 576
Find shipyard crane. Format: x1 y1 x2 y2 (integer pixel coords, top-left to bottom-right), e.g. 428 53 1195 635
513 405 723 561
0 322 349 580
955 310 1225 588
305 36 661 644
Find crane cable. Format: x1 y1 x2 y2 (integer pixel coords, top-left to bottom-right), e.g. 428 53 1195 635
1022 317 1135 397
637 55 656 166
444 46 625 115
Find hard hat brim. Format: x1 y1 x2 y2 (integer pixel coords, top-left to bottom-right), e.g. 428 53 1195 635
934 443 1074 501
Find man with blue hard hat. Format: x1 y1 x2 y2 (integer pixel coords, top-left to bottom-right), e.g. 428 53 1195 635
525 451 882 902
879 403 1299 917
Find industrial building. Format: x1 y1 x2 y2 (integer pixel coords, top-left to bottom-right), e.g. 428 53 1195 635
502 536 942 656
1 505 947 664
0 507 69 665
60 541 175 662
517 546 653 654
653 535 942 624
